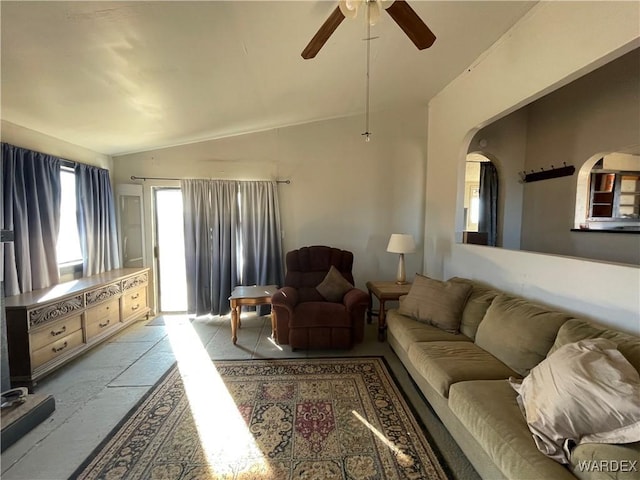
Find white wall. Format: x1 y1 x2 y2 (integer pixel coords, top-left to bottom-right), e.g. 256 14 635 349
111 106 428 295
426 1 640 333
447 245 639 335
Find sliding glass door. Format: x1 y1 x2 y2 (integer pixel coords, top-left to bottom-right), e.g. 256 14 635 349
154 188 187 313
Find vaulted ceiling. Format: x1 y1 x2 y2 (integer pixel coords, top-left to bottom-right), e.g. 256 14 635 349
1 1 536 156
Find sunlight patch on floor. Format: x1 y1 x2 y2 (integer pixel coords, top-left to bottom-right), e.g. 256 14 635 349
267 335 283 351
165 317 271 477
351 409 414 467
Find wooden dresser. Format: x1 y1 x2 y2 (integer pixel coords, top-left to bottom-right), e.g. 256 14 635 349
5 267 150 389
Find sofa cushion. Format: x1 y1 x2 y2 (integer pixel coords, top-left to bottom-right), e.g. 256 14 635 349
475 295 572 376
570 442 640 480
510 338 640 465
386 309 473 351
316 265 353 302
448 380 577 480
406 341 519 398
398 274 472 333
549 318 640 372
449 277 500 340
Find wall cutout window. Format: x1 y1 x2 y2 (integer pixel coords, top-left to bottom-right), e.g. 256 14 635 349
57 166 82 266
584 154 640 230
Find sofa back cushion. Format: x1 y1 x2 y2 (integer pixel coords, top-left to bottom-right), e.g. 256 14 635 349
398 275 472 333
549 318 640 372
475 295 572 376
449 277 500 340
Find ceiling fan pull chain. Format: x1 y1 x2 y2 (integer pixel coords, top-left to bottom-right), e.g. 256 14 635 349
362 2 372 143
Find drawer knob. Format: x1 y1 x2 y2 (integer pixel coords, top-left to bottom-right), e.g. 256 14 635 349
131 293 140 300
52 341 68 353
132 304 140 311
99 320 111 328
51 326 67 337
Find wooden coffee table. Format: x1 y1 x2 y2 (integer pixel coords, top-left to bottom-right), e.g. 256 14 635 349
366 281 412 341
228 285 278 345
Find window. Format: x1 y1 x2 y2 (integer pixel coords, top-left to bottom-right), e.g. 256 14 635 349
469 186 480 226
57 166 83 265
588 163 640 222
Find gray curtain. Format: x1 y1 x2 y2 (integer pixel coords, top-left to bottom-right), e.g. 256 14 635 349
238 181 284 286
76 163 121 276
238 181 285 315
479 162 499 247
181 179 284 316
2 143 61 296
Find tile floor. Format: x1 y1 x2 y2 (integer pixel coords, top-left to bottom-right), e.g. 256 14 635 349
1 313 479 480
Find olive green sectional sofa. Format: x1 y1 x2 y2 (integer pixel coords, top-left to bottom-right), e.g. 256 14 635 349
386 276 640 480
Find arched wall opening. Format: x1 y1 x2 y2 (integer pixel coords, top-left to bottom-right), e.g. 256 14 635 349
452 47 639 264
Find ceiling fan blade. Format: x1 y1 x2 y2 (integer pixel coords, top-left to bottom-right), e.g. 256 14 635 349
302 6 345 59
385 0 436 50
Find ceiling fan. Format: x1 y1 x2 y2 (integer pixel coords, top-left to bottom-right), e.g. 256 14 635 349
302 0 436 59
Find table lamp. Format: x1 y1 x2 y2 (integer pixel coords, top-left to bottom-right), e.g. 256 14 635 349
386 234 416 284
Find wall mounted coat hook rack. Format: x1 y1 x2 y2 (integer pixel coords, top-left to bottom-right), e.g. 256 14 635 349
522 164 575 183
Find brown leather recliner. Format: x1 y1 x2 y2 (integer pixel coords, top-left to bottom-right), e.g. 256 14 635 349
271 246 369 349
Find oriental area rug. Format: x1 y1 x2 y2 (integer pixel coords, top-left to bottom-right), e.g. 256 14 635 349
72 357 449 480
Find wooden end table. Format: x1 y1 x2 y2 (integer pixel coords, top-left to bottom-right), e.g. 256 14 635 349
366 281 412 341
228 285 278 345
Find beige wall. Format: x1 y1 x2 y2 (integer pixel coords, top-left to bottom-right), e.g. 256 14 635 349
426 1 640 333
521 48 640 262
111 107 428 293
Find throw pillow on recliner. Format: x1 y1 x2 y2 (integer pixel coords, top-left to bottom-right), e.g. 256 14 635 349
316 265 354 302
398 274 472 333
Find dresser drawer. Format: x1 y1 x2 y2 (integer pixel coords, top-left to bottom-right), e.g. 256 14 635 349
32 329 84 369
86 298 120 339
122 286 147 321
30 314 82 352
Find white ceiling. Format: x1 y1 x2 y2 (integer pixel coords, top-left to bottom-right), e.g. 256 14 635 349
1 1 536 156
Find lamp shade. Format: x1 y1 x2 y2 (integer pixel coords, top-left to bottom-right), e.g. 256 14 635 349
386 234 416 254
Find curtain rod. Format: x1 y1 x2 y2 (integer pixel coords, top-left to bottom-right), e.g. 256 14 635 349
130 175 290 184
